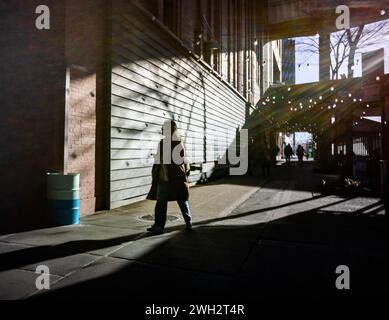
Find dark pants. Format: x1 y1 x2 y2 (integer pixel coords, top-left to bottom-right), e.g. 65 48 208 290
155 181 192 229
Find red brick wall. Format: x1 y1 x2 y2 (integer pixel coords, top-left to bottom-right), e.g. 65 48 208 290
67 70 97 215
0 0 109 232
65 0 108 216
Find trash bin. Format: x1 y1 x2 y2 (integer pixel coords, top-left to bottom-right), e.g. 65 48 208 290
47 173 80 226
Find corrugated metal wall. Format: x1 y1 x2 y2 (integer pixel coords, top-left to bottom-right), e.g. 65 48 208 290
110 1 247 209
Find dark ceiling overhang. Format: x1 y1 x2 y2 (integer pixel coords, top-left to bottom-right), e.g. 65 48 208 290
267 0 389 40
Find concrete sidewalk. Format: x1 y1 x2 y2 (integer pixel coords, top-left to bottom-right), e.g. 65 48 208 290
0 163 388 301
0 175 263 300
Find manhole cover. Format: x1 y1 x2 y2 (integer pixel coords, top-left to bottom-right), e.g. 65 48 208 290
139 214 180 222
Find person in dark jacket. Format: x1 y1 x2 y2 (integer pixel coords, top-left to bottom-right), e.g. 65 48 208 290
146 120 192 235
296 145 305 164
284 144 293 165
260 147 272 177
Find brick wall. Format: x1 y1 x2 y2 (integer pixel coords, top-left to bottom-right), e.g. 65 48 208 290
0 0 109 232
0 1 66 232
64 0 108 216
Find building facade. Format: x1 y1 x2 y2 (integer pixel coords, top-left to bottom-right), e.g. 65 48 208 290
0 0 282 232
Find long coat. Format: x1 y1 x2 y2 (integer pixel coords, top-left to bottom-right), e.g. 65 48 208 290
146 139 189 201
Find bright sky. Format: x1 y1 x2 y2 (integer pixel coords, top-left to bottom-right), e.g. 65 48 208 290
293 18 389 84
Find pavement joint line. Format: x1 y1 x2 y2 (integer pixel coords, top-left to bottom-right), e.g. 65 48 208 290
0 240 36 248
234 181 292 275
12 269 65 300
23 255 105 300
218 178 268 219
258 239 331 250
0 234 14 241
104 254 239 279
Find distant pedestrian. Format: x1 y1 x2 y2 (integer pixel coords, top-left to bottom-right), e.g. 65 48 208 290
271 144 280 164
284 144 293 165
261 147 272 177
296 145 305 164
146 120 192 235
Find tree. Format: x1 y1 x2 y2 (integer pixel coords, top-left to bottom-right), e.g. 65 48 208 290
295 19 389 80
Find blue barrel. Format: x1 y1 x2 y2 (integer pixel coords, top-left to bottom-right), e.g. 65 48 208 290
47 173 80 226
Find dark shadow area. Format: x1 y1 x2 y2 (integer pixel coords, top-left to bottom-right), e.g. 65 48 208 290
27 198 388 301
0 192 336 273
0 157 387 300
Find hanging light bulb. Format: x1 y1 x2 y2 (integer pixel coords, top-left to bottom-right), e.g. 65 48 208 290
288 87 291 92
319 96 322 100
331 87 334 91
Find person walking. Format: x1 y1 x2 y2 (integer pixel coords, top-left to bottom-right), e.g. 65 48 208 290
260 147 272 177
146 120 192 235
296 144 305 164
284 143 293 165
